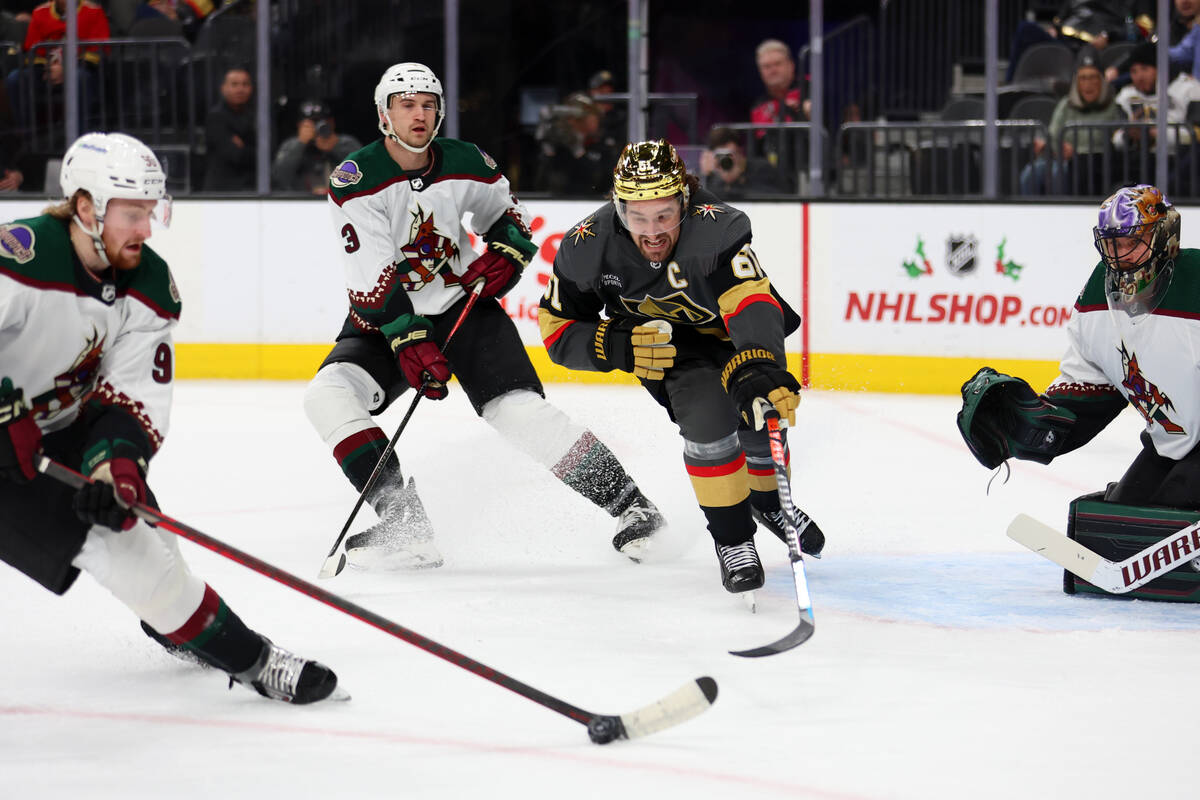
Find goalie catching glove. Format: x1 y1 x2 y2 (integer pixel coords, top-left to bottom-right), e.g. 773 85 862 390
382 314 452 400
956 366 1076 469
589 318 676 380
721 347 800 429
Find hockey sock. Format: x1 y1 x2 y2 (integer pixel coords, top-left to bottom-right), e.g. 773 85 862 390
157 584 266 674
684 434 755 546
332 427 401 494
739 429 789 513
552 431 638 516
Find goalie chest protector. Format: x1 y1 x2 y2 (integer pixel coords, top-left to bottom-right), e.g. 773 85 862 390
1066 492 1200 602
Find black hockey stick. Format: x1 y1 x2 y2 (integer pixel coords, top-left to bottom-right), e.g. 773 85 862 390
37 456 718 743
729 404 815 658
318 283 484 579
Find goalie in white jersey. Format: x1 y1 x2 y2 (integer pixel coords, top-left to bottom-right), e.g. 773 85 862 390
0 132 341 704
303 62 665 570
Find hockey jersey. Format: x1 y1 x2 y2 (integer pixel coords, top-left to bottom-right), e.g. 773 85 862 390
326 138 534 335
1048 249 1200 460
0 214 180 472
538 192 800 372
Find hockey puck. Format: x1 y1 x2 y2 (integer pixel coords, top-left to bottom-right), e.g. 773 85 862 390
586 715 622 745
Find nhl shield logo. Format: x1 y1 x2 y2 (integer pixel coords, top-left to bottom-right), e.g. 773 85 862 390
945 234 978 276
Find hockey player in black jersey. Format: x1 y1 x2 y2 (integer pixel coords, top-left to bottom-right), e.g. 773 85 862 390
0 132 340 704
303 62 665 570
538 140 824 594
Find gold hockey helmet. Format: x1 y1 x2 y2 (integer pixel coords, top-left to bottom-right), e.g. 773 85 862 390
612 140 689 204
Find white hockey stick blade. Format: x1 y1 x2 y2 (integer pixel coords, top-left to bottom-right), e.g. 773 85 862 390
591 676 717 742
317 549 347 580
1007 513 1200 594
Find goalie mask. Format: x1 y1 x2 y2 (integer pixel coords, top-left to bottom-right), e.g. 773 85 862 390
60 132 171 266
374 62 445 154
1093 184 1179 320
612 140 690 238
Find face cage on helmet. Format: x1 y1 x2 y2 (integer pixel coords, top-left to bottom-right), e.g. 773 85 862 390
614 192 687 239
1094 220 1171 318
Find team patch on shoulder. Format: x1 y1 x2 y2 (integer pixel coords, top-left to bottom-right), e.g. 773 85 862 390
167 268 181 304
330 159 363 188
569 216 597 245
475 145 498 170
0 223 35 264
692 203 725 219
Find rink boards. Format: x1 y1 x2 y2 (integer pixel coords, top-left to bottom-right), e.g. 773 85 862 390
0 197 1112 393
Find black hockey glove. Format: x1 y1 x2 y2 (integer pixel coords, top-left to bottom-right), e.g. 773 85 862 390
721 347 800 429
589 318 676 380
72 457 148 532
957 366 1076 469
0 377 42 483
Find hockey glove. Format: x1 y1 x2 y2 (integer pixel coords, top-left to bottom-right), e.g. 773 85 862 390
589 318 676 380
0 377 42 483
384 315 452 400
721 347 801 429
957 366 1076 469
73 457 147 531
460 242 530 299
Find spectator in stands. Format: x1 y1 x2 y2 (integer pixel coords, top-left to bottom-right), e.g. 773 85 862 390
1170 0 1200 76
699 126 793 198
133 0 201 39
1112 41 1200 157
272 100 362 194
750 39 810 179
1020 48 1124 195
587 69 627 151
1006 1 1154 84
533 92 615 195
0 146 24 192
203 65 255 192
4 0 109 128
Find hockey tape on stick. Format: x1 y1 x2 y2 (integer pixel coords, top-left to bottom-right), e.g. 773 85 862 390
36 456 717 744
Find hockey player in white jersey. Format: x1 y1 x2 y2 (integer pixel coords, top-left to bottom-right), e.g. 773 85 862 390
958 185 1200 596
0 132 341 704
303 62 665 570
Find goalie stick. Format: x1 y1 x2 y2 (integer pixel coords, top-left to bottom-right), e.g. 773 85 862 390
318 283 483 580
1007 513 1200 594
729 404 815 657
38 457 717 744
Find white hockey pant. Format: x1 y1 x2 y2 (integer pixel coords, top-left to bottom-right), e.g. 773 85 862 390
71 519 206 635
303 361 386 450
481 389 589 469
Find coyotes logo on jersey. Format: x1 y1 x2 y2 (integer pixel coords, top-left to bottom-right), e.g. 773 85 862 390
1119 342 1185 435
30 327 105 423
397 206 460 291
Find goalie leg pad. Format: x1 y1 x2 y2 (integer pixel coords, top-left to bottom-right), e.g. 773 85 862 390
72 520 207 632
1066 493 1200 602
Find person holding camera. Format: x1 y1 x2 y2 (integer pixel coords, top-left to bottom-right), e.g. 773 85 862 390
699 126 793 198
1111 41 1200 156
272 100 362 194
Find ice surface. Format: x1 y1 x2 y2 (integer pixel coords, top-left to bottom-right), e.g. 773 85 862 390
3 382 1197 799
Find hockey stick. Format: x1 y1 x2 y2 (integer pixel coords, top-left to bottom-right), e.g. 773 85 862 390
1008 513 1200 594
730 403 815 657
318 283 484 580
37 456 718 743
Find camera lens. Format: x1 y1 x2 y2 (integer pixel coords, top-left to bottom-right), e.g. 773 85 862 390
316 121 332 138
717 154 734 170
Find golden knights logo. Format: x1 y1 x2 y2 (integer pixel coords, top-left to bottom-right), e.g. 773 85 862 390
1119 342 1184 435
30 327 105 423
618 291 715 324
398 206 459 291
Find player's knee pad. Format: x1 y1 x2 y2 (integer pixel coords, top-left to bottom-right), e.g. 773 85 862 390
72 521 206 632
304 362 386 444
481 389 586 467
1066 491 1200 602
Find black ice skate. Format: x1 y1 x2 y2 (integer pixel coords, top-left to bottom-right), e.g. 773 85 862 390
346 476 444 570
752 506 825 558
612 490 666 562
231 638 347 704
715 539 765 593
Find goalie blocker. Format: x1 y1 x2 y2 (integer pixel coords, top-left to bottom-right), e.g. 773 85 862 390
1065 491 1200 602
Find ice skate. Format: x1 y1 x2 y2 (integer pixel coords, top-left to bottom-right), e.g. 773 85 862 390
752 506 825 558
612 490 666 562
230 637 347 704
346 476 444 570
715 539 765 593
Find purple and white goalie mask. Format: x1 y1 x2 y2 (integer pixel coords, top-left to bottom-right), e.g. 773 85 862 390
1093 184 1180 321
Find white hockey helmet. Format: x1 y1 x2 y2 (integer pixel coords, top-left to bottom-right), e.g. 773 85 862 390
60 132 172 266
374 62 445 153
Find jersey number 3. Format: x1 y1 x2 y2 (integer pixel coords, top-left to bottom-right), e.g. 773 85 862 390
341 224 361 253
